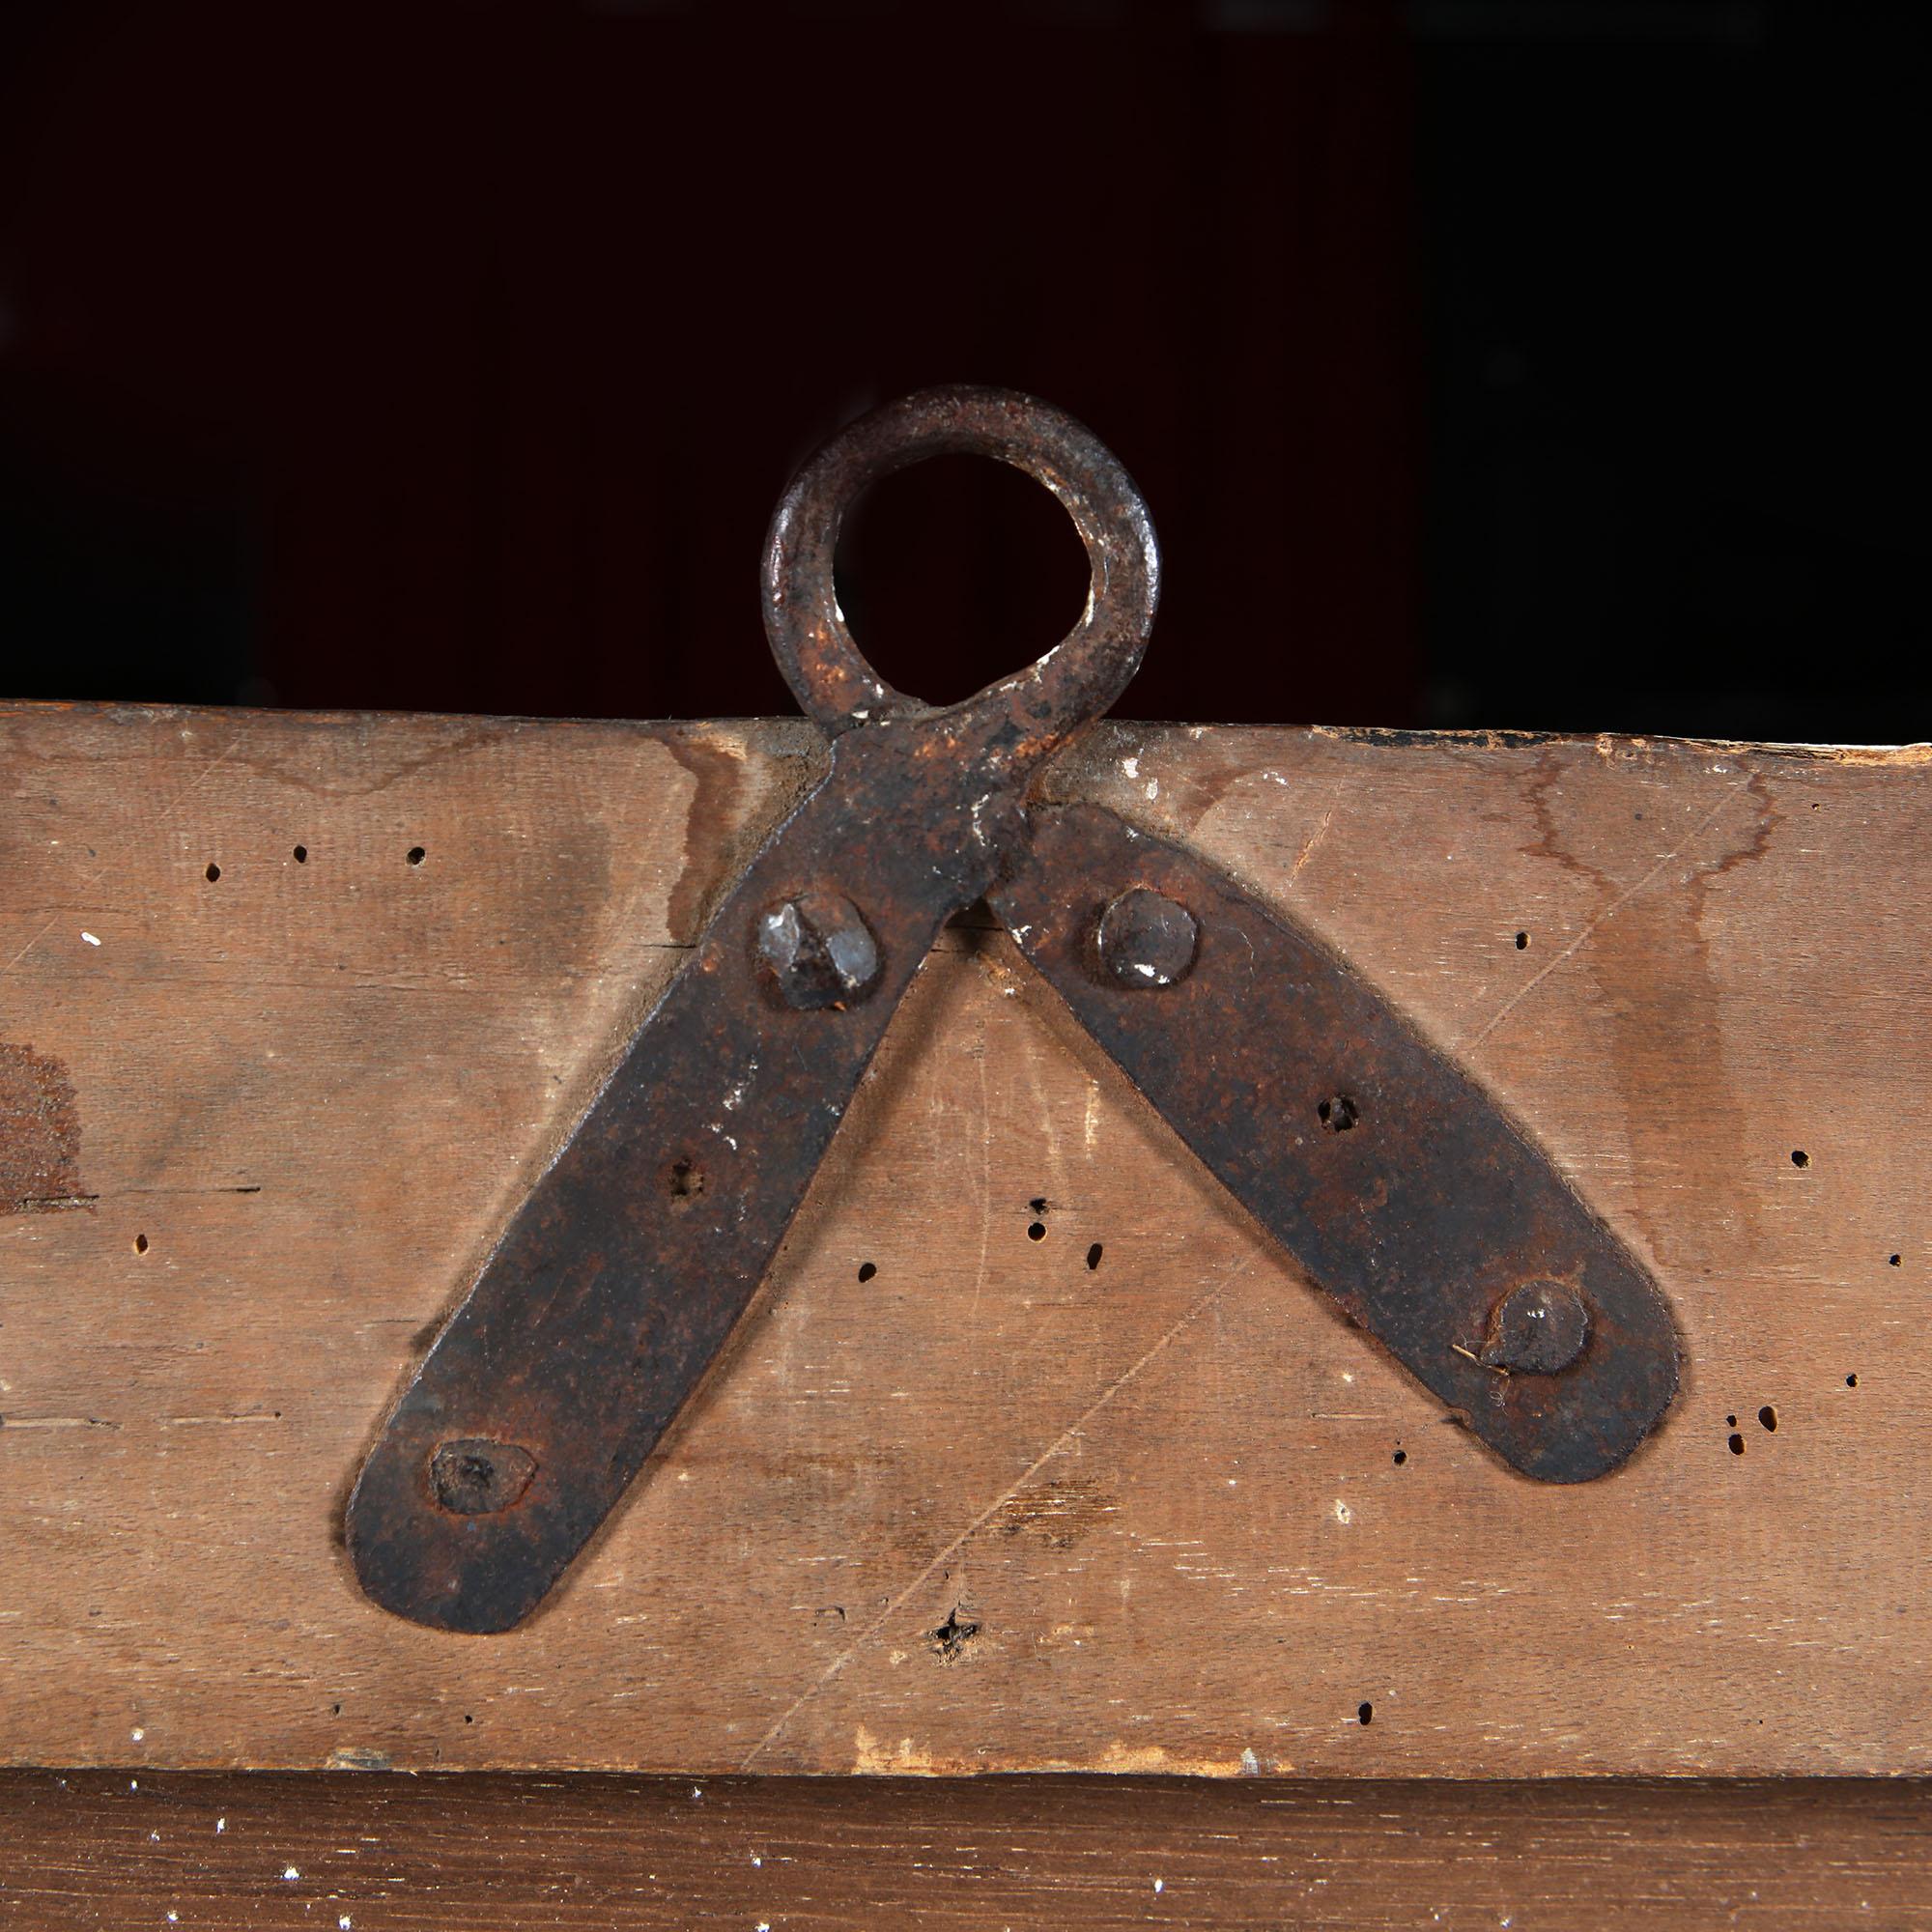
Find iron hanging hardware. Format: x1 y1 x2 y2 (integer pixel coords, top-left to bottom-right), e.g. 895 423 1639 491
346 386 1679 1634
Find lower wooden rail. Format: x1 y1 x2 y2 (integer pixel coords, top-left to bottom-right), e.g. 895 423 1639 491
3 1774 1927 1929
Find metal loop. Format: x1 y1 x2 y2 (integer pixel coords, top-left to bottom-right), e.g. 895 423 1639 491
762 386 1160 760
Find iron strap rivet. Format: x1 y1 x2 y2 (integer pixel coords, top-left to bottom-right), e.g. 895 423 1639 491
1096 885 1199 987
755 893 882 1009
1481 1280 1591 1376
430 1439 538 1516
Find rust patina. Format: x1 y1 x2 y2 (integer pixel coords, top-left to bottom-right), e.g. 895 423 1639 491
346 386 1678 1634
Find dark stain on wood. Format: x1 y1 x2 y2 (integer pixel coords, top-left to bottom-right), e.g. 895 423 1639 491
663 724 824 945
994 1475 1120 1549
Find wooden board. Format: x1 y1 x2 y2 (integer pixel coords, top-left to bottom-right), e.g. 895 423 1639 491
0 703 1927 1775
6 1773 1930 1930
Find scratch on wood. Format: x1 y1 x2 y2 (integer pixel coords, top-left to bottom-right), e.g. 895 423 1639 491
739 1270 1236 1769
160 1413 284 1429
1290 804 1337 884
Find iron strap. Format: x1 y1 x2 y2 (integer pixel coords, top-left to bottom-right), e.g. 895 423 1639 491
347 386 1677 1634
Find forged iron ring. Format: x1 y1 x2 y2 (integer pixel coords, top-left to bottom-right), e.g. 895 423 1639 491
760 384 1160 758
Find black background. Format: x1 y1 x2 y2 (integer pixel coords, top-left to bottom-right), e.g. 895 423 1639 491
2 0 1924 739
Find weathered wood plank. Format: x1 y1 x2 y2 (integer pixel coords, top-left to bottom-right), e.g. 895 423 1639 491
3 1775 1929 1930
0 704 1926 1773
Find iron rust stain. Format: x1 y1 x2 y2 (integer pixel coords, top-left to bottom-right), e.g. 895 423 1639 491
662 726 824 949
0 1043 87 1215
663 730 753 946
1510 748 1776 1273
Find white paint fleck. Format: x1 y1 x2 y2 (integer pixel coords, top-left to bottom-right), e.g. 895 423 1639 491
1333 1499 1352 1525
215 1818 225 1833
1145 779 1158 800
150 1831 160 1841
751 1854 762 1866
1153 1878 1164 1892
82 931 100 947
1240 1746 1262 1773
167 1915 178 1925
282 1866 300 1881
131 1727 144 1742
340 1918 355 1929
1122 754 1140 778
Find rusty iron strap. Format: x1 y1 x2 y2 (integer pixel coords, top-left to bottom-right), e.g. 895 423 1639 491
346 385 1679 1634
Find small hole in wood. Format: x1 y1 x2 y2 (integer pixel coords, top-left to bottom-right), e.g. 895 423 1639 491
1758 1405 1776 1432
1357 1702 1374 1726
204 862 220 883
1515 931 1528 950
1889 1254 1901 1266
1726 1415 1738 1427
1086 1242 1103 1270
931 1606 980 1661
1846 1373 1859 1387
407 846 426 866
133 1234 148 1255
1318 1094 1358 1133
1791 1149 1808 1168
1029 1197 1048 1214
293 845 307 864
1392 1449 1406 1466
464 1714 473 1724
1728 1434 1745 1455
857 1262 877 1283
1027 1222 1046 1242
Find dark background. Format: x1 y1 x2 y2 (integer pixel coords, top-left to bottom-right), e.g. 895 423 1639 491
1 0 1924 738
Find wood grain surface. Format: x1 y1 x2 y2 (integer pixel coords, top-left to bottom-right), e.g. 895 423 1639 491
6 1773 1930 1930
0 704 1927 1775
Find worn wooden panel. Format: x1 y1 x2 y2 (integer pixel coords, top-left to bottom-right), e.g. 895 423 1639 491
0 704 1926 1775
3 1774 1929 1929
